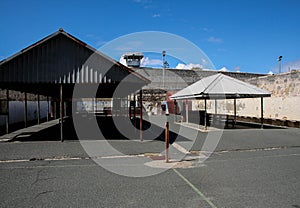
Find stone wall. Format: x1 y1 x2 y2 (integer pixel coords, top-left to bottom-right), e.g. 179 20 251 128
136 68 264 90
248 70 300 97
245 70 300 121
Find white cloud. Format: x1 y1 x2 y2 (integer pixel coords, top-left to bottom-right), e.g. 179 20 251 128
268 71 274 75
208 36 223 43
233 66 240 72
176 63 187 69
219 67 229 72
203 27 213 32
119 57 127 66
152 14 161 18
176 63 203 70
141 57 162 67
201 58 207 64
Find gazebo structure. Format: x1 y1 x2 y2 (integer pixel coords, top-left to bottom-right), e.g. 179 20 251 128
170 73 271 129
0 29 149 141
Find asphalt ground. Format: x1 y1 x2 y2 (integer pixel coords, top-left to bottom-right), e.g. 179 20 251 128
0 123 299 207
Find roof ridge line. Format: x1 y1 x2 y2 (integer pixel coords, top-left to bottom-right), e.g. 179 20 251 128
201 73 222 95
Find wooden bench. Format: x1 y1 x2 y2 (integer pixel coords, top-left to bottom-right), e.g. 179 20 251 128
209 114 236 128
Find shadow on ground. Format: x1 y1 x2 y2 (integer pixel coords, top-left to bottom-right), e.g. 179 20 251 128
10 115 189 144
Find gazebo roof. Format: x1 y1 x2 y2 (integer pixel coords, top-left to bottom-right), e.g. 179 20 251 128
170 73 271 100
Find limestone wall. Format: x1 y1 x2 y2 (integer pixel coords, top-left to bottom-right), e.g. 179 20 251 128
248 70 300 97
136 68 264 90
246 70 300 121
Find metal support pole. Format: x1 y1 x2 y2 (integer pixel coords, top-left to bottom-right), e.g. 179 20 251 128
162 51 165 89
163 68 165 89
165 121 169 163
63 101 66 117
174 100 177 123
204 99 207 130
261 97 264 129
133 94 136 127
278 56 282 74
60 84 64 142
50 99 54 119
37 94 40 124
95 98 97 114
133 94 136 119
53 101 57 119
214 99 217 125
234 98 237 126
139 90 143 142
128 95 131 118
47 96 49 121
128 95 131 117
215 99 217 114
185 100 188 123
24 92 28 128
6 89 9 134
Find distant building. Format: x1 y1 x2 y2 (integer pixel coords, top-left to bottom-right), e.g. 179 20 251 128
122 52 144 68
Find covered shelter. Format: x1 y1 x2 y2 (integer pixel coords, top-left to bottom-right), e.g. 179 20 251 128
0 29 149 141
170 73 271 129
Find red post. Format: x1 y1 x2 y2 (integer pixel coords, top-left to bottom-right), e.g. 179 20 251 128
139 90 143 142
165 121 169 163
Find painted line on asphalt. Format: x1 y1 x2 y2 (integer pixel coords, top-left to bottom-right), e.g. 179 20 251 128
0 154 145 164
173 168 218 208
204 153 300 164
0 164 97 170
172 142 190 154
216 146 300 153
0 157 89 163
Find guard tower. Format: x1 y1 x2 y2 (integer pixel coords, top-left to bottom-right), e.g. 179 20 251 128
122 52 144 67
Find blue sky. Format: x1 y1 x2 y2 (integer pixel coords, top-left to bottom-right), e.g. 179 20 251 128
1 0 300 73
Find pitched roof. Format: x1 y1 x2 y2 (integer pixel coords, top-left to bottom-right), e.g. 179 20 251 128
170 73 271 100
0 28 149 84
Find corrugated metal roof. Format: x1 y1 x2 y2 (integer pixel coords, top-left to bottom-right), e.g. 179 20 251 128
170 73 271 100
0 28 149 85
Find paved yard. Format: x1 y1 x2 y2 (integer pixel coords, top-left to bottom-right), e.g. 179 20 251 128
0 127 299 207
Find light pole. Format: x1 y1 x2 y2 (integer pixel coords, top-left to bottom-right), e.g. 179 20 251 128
162 51 166 89
278 55 282 74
